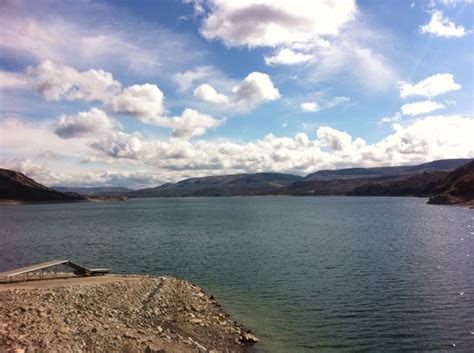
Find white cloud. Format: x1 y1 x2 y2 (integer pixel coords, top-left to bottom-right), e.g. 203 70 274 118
199 0 356 47
89 131 143 159
27 60 121 102
195 1 396 91
371 115 474 164
191 71 281 111
401 100 445 116
436 0 474 6
378 112 401 125
0 117 89 160
54 108 117 139
2 114 473 186
398 73 461 98
172 66 218 92
420 10 465 37
0 71 29 89
193 84 229 104
106 84 166 124
160 109 223 139
5 61 224 138
233 72 280 111
317 126 353 151
300 102 320 112
300 32 397 91
325 96 352 109
264 48 313 66
0 1 204 76
117 115 473 174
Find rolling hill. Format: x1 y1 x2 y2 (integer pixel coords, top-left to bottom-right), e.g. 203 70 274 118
128 173 303 197
0 169 84 203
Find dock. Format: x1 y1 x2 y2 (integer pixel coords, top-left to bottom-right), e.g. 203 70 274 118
0 259 111 283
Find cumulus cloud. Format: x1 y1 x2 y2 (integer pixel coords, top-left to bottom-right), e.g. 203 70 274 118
300 102 320 112
27 60 121 102
91 115 473 175
317 126 353 151
398 73 461 98
401 100 445 116
233 72 280 111
264 48 313 66
191 71 280 111
106 84 166 123
420 10 466 37
54 108 117 139
89 131 143 159
3 114 473 186
172 66 218 92
193 84 229 104
160 109 223 139
198 0 356 47
0 117 90 159
7 60 223 138
194 1 396 91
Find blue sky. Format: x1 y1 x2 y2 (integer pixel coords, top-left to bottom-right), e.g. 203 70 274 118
0 0 473 187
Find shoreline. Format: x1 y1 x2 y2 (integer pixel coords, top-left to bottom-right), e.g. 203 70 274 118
0 274 259 352
0 196 127 206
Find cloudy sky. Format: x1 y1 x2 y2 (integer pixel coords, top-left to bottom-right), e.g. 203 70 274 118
0 0 473 188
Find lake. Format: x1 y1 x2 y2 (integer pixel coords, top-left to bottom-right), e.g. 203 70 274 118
0 196 473 352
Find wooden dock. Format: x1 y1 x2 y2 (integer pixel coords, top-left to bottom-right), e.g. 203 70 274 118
0 259 111 283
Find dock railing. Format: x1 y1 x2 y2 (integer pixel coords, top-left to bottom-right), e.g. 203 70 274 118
0 259 111 283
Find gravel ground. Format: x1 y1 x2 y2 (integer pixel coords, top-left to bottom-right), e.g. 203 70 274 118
0 275 258 353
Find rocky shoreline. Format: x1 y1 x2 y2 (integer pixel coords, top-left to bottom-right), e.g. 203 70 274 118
0 275 258 352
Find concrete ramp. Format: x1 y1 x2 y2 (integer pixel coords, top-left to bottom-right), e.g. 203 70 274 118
0 259 111 283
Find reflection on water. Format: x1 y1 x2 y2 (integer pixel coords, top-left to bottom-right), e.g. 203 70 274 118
1 196 473 352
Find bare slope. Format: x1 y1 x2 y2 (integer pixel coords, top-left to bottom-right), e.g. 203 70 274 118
0 168 84 202
0 275 258 352
428 161 474 204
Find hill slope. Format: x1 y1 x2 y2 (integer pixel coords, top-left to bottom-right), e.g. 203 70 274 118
346 171 450 197
428 161 474 204
0 169 84 202
304 159 471 181
129 172 303 197
127 159 472 198
53 186 133 196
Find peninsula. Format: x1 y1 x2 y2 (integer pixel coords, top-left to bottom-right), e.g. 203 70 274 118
0 274 258 352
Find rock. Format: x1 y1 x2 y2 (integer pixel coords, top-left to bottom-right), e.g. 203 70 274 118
0 275 256 352
239 331 259 344
145 344 166 353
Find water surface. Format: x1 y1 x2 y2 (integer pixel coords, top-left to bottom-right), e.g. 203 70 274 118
1 197 473 352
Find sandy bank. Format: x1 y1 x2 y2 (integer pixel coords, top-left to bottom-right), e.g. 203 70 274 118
0 275 258 352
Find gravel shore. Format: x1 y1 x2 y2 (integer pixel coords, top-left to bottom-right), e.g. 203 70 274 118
0 275 258 352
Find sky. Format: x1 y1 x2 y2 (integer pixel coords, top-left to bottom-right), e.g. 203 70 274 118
0 0 473 188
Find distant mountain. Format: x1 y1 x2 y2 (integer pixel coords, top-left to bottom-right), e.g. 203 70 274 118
3 159 471 202
428 161 474 205
126 159 472 198
276 159 471 197
346 171 449 197
304 159 472 181
53 186 133 196
128 172 303 197
0 169 84 203
276 177 380 196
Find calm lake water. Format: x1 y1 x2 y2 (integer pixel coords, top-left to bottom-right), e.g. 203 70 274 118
1 197 473 352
